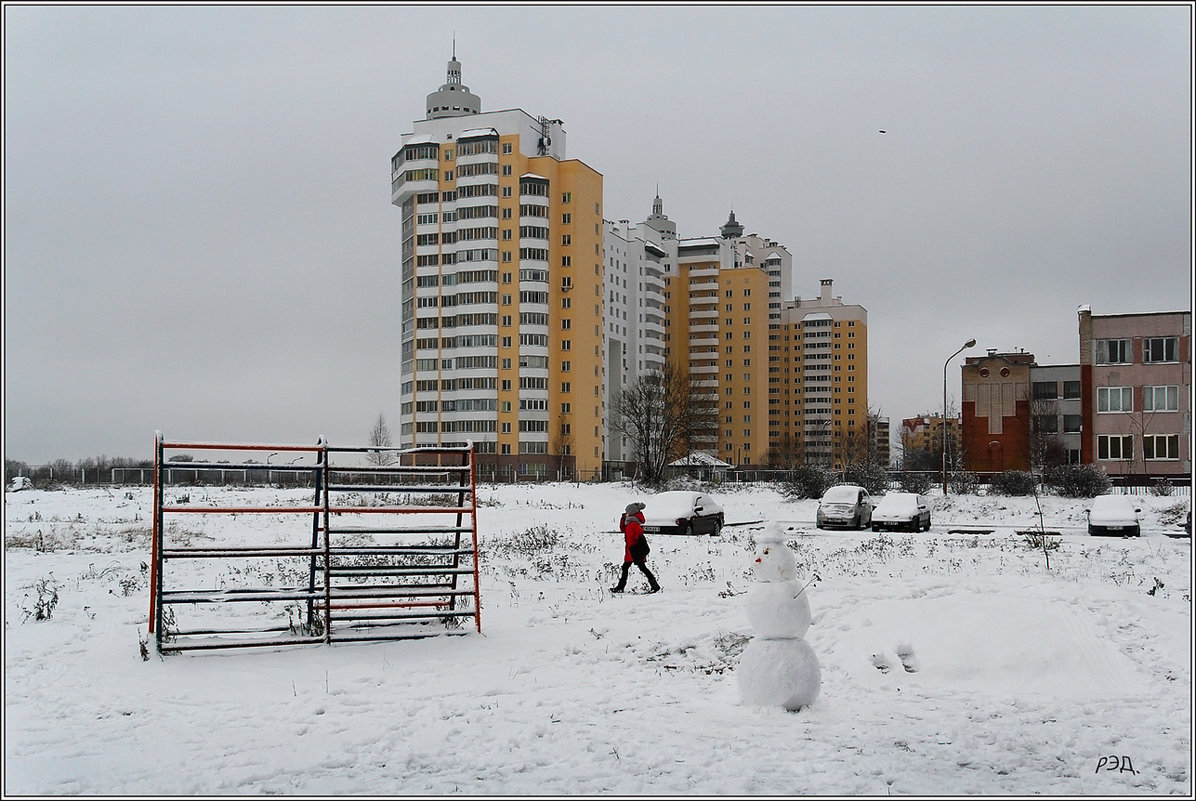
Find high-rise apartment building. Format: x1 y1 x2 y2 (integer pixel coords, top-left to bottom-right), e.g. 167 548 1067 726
391 54 604 479
603 216 668 466
658 212 798 467
772 280 869 469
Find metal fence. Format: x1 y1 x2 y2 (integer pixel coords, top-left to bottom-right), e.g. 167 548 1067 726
6 462 1190 496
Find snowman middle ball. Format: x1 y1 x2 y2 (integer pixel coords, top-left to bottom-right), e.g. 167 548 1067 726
746 581 812 639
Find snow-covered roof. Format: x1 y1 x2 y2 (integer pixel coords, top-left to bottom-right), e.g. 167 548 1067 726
403 134 438 146
802 312 833 322
679 238 720 248
521 173 549 181
668 452 733 468
458 127 499 139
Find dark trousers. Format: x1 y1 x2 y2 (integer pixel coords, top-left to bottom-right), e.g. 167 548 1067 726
614 560 659 591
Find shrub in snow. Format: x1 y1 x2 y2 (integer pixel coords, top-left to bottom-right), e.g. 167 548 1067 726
1043 464 1110 498
782 466 833 500
948 470 981 494
841 461 890 496
1149 478 1175 497
898 470 934 494
990 470 1037 496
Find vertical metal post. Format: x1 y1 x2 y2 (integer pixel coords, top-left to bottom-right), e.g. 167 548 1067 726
307 438 323 631
468 444 482 633
448 448 464 612
151 432 164 650
320 439 333 644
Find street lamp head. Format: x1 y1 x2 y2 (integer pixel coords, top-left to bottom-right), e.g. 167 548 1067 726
964 338 976 348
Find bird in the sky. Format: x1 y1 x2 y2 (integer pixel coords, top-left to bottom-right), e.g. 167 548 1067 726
879 130 887 134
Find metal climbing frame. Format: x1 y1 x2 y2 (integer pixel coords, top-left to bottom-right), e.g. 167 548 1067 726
149 434 481 653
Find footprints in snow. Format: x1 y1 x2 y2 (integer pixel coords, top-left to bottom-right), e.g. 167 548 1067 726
872 643 919 674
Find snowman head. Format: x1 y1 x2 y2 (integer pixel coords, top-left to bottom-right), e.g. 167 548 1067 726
752 536 797 582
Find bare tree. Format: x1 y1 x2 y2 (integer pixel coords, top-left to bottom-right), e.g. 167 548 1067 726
610 362 719 485
367 412 395 466
1029 397 1067 473
766 432 807 470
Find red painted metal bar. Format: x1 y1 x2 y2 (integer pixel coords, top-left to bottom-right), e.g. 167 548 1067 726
159 441 322 452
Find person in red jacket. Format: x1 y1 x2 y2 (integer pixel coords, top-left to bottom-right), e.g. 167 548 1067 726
611 501 660 594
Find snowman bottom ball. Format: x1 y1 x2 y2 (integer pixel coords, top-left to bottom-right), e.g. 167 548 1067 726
737 638 821 711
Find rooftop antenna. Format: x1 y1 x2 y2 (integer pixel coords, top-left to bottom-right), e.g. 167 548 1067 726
452 32 456 59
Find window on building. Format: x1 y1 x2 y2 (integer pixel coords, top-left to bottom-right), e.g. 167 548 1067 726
1062 414 1082 433
1097 434 1133 461
1144 337 1178 363
1143 434 1180 460
1144 385 1179 412
1032 381 1058 400
1062 381 1081 400
1097 386 1133 413
1032 415 1059 433
1096 339 1130 364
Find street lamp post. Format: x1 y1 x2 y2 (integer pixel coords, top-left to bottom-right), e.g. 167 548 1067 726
942 339 977 495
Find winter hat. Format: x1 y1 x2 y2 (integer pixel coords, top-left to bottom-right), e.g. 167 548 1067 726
625 502 646 515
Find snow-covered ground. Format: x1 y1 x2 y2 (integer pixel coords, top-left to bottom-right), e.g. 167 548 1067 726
4 482 1192 795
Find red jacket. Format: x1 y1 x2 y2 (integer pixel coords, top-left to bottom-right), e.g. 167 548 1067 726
620 511 645 562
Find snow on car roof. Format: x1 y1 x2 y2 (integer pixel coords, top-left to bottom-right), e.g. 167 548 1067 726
876 493 918 510
642 491 716 522
822 485 861 502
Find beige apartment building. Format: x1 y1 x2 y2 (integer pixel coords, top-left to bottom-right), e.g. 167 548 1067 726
772 280 869 469
392 54 604 478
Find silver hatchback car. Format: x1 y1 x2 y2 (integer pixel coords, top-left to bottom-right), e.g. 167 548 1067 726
816 484 873 530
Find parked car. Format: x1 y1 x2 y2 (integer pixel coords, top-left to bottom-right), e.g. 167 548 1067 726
816 484 873 530
7 476 32 492
870 492 931 532
1087 495 1142 537
642 491 724 535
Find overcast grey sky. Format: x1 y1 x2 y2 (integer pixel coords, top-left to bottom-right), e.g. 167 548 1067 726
4 4 1192 464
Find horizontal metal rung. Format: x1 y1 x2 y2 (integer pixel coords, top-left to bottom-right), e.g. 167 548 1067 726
162 588 323 604
325 506 473 515
324 527 473 537
328 566 474 578
332 616 476 626
329 630 471 643
327 545 473 555
326 586 470 600
161 636 326 652
326 484 470 494
162 547 323 559
159 461 319 472
322 587 474 599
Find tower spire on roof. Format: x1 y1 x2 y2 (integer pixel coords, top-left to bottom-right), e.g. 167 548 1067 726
425 40 481 119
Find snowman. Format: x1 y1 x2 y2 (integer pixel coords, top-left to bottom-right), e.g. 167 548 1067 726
736 527 821 711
